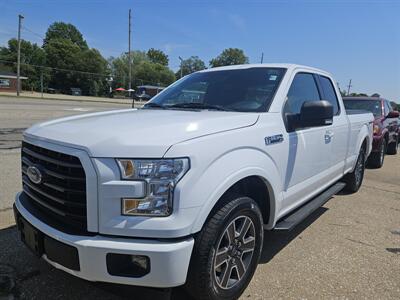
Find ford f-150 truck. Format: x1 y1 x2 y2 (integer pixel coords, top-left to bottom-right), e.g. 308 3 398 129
14 64 373 300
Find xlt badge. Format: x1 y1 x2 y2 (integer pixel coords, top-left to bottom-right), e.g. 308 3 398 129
265 134 284 145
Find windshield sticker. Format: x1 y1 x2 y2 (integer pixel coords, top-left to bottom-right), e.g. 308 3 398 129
269 75 278 81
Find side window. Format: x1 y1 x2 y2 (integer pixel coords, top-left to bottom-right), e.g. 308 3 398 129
319 76 340 115
385 101 393 115
284 73 320 114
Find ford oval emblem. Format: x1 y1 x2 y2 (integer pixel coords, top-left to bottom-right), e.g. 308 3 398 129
27 166 42 184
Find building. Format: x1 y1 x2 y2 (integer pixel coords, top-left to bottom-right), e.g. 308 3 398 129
0 72 28 92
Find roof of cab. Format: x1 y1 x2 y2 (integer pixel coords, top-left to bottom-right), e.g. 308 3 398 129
198 63 332 77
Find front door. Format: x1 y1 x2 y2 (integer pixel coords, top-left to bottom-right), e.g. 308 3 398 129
281 72 333 211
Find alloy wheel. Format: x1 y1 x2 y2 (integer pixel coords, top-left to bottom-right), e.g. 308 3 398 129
355 149 365 187
380 143 385 165
213 216 256 290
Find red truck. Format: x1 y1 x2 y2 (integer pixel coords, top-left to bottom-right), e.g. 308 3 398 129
344 97 399 168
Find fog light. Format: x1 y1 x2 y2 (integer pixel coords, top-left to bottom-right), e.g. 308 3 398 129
106 253 150 278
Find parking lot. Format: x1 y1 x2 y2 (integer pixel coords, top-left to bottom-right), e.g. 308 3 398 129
0 97 399 299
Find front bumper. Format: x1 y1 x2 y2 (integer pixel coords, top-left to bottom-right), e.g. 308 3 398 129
14 192 194 288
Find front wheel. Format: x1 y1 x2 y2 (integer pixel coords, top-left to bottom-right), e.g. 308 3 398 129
185 195 263 300
343 145 366 193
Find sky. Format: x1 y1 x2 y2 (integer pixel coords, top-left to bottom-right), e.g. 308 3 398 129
0 0 399 102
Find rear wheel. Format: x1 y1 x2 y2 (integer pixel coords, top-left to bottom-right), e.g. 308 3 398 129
387 136 398 155
367 139 386 168
343 145 366 193
185 195 263 300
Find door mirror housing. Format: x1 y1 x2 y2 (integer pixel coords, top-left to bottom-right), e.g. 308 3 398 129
288 100 333 130
387 111 399 118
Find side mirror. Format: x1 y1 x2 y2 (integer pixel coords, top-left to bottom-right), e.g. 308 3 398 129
387 111 400 118
298 100 334 129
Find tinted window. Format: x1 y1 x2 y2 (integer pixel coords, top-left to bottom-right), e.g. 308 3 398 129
284 73 320 114
146 68 286 112
320 76 340 115
343 100 382 117
384 101 392 115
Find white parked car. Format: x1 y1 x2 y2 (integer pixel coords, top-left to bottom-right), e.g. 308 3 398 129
14 64 373 300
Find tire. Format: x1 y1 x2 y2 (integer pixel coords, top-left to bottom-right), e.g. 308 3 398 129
185 195 264 300
343 145 366 193
387 136 398 155
367 139 386 168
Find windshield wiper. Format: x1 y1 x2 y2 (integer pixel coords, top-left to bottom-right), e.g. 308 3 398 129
167 103 231 111
142 102 166 109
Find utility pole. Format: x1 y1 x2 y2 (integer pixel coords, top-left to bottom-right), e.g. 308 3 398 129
178 56 183 78
260 52 264 64
347 79 352 96
128 9 132 97
17 14 24 96
40 70 43 98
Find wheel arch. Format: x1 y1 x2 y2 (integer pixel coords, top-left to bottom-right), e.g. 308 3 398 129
189 150 281 234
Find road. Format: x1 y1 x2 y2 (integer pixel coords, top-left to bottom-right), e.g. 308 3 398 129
0 97 130 150
0 97 399 299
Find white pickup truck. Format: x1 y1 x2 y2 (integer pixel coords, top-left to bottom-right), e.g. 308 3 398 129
14 64 373 300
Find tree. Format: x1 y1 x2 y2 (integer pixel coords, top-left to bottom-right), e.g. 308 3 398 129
43 22 108 95
44 38 82 92
389 101 399 111
349 93 368 97
109 50 148 88
44 22 88 49
135 61 175 86
209 48 249 68
78 48 108 95
176 56 206 79
370 93 380 98
0 38 49 91
147 48 169 66
109 51 175 89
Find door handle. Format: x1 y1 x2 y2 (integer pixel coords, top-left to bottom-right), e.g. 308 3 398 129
325 130 334 142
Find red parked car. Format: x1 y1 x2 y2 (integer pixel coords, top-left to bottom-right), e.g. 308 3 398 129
344 97 399 168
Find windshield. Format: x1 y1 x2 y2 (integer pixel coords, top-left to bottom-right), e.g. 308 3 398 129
144 68 286 112
343 99 382 117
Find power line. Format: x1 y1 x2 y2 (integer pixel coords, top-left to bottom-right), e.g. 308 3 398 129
20 25 126 57
22 25 45 40
0 59 169 85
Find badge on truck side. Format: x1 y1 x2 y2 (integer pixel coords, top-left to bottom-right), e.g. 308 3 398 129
265 134 284 145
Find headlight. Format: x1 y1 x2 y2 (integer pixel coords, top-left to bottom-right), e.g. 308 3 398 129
116 158 190 216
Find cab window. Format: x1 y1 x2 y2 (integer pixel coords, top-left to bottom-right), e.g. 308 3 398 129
319 76 340 115
284 73 320 114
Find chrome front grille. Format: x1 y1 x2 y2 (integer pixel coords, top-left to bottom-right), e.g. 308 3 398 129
21 141 88 234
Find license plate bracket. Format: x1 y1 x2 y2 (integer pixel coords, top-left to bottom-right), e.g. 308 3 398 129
19 217 44 257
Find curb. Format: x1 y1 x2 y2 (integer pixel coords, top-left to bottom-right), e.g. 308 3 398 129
0 94 145 106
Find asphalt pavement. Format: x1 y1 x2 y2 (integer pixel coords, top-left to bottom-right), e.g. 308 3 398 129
0 97 399 299
0 96 130 150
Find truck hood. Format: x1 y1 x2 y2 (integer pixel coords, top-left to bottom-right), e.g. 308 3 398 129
25 109 259 157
